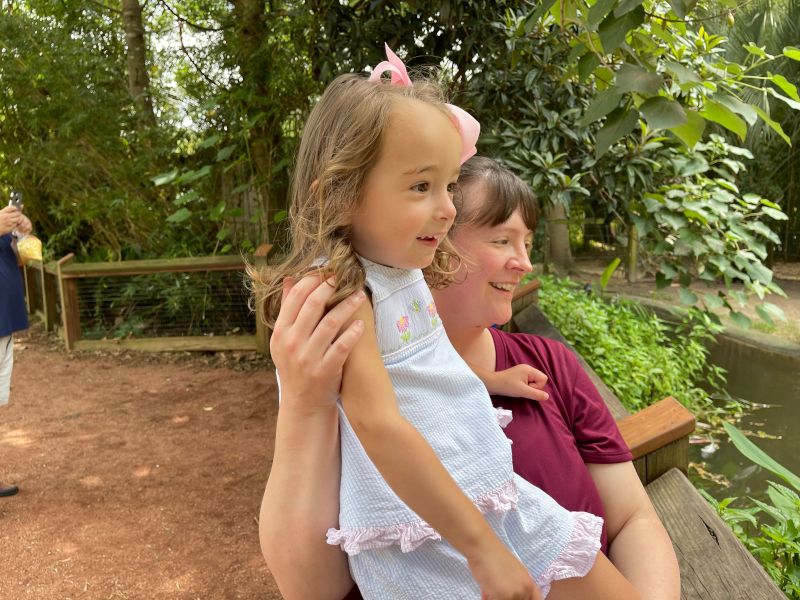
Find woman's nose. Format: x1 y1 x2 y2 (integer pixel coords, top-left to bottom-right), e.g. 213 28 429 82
509 245 533 273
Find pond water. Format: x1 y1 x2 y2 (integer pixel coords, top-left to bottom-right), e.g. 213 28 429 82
692 335 800 500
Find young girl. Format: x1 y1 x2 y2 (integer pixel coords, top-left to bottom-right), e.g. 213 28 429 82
255 46 639 600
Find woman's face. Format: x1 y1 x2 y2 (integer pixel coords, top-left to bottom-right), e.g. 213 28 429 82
439 182 534 329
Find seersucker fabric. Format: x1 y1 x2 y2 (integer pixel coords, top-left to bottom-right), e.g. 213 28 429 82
325 258 602 599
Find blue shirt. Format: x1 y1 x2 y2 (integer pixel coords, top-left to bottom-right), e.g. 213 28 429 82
0 234 29 337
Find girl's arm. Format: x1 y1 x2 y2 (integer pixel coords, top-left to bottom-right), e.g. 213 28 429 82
470 362 549 402
259 276 366 600
587 462 681 600
341 301 539 600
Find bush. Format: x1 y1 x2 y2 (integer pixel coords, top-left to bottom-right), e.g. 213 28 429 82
537 275 729 420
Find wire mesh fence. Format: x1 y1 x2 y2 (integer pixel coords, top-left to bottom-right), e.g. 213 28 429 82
75 270 254 340
22 252 270 353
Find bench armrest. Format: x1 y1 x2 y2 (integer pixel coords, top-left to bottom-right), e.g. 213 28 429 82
617 396 695 460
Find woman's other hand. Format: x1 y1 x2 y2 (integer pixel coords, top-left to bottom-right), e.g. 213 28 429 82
16 214 32 236
0 206 21 236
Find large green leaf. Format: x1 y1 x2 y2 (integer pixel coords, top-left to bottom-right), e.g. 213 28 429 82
766 87 800 110
753 106 792 145
615 63 663 94
784 46 800 61
668 0 698 19
640 97 687 131
769 74 800 102
668 109 705 148
578 52 601 82
598 6 645 53
595 108 639 158
664 60 701 85
724 423 800 492
700 99 747 141
166 207 192 223
613 0 644 17
579 89 622 126
588 0 616 29
715 94 758 126
600 257 621 290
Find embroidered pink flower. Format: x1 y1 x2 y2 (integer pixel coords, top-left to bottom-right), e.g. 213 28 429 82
396 315 410 333
427 302 437 317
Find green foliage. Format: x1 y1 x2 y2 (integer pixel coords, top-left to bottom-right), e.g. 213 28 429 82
537 275 730 420
633 134 788 328
704 424 800 597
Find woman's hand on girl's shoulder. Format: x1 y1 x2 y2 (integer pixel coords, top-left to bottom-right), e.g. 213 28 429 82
271 275 367 409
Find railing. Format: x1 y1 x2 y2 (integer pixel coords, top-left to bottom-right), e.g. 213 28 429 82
22 246 272 354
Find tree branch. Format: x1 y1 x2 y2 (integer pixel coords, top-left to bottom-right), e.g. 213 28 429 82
159 0 229 32
85 0 122 15
645 0 754 25
177 21 223 89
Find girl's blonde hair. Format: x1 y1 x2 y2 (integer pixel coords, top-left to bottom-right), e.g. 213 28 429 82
251 72 460 329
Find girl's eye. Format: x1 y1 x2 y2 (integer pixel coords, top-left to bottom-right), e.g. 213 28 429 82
411 182 429 193
493 239 509 245
447 182 458 195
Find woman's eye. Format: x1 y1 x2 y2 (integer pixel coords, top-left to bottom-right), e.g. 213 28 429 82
411 182 429 193
493 239 509 245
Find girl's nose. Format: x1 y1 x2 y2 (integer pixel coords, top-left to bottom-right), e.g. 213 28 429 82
436 190 457 222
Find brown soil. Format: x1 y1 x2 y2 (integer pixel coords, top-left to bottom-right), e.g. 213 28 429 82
0 325 283 599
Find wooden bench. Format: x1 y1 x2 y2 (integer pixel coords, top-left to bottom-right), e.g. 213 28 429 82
511 301 785 599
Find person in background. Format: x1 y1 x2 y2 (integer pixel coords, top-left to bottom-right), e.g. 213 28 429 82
0 200 31 498
259 155 680 600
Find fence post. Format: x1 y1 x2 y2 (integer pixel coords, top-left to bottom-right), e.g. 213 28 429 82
56 253 80 351
252 244 273 356
42 262 58 332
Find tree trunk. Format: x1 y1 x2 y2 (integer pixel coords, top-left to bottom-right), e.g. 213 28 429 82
121 0 156 127
626 215 639 282
546 202 573 275
231 0 278 244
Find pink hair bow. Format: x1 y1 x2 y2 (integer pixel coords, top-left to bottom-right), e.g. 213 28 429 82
368 43 480 164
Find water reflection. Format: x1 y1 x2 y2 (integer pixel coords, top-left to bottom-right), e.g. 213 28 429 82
691 335 800 499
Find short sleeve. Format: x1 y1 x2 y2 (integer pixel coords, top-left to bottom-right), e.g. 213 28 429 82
563 348 632 464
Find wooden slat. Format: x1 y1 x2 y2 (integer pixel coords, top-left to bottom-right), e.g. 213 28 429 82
74 335 258 353
646 437 690 483
647 469 785 600
56 253 80 351
59 254 248 278
617 397 695 460
512 304 628 419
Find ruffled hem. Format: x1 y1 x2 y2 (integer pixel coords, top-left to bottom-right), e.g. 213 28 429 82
495 407 513 428
327 479 519 556
537 512 603 598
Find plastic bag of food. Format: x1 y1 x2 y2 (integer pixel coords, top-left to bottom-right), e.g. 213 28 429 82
16 234 43 263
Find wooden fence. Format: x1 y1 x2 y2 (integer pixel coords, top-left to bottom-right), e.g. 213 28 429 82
21 246 271 354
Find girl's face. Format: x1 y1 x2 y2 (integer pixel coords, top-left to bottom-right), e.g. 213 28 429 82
349 98 461 269
440 183 534 328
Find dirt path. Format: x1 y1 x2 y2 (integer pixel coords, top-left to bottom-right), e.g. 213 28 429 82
0 327 283 599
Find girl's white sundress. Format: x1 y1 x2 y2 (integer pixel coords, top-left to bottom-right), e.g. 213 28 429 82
326 258 602 599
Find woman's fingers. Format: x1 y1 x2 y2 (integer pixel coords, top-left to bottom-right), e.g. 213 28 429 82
319 318 365 378
307 288 366 353
273 274 325 335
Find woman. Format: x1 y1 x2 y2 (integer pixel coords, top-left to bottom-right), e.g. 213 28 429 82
260 157 680 599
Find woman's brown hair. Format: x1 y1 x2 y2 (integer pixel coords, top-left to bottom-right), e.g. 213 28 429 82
250 72 460 329
454 156 539 232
